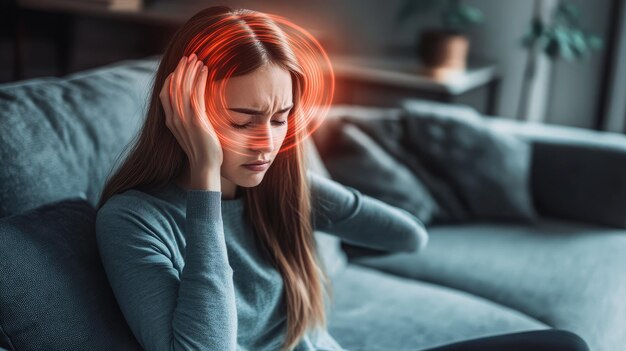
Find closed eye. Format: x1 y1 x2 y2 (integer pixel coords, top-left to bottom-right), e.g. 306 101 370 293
230 108 292 130
231 120 287 129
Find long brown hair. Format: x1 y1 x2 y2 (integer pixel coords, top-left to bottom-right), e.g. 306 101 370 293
96 6 332 351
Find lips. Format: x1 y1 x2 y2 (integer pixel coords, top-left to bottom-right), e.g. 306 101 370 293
243 160 270 166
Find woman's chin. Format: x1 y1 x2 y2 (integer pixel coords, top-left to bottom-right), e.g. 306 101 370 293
237 174 265 187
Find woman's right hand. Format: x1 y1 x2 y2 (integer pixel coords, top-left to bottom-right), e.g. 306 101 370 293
159 53 224 180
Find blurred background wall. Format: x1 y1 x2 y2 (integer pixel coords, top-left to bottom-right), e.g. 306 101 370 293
1 0 623 130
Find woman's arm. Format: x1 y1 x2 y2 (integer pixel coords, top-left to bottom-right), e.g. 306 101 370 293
308 171 429 253
95 191 237 351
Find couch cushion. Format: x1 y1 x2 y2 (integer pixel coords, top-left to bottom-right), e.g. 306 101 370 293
487 117 626 229
318 116 439 225
400 99 538 224
350 218 626 351
0 198 141 351
0 56 160 218
318 105 471 224
328 264 547 351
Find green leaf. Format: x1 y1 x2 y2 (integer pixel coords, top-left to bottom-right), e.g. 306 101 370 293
395 0 441 24
588 35 603 50
442 2 484 30
570 30 587 56
559 2 581 23
559 39 576 61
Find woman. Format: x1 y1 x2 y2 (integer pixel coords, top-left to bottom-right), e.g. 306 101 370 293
95 6 589 351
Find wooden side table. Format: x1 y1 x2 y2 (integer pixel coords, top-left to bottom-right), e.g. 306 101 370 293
329 55 502 116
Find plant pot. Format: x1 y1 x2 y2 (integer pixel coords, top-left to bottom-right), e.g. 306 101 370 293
416 29 470 80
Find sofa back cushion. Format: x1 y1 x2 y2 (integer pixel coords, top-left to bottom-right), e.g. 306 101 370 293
0 198 142 351
400 99 538 224
0 57 159 218
488 117 626 229
314 108 439 225
315 102 538 225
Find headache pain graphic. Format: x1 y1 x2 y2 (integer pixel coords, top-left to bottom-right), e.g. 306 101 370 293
174 11 334 156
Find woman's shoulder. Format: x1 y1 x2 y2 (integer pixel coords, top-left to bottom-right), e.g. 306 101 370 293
99 188 156 214
97 186 180 227
96 187 183 247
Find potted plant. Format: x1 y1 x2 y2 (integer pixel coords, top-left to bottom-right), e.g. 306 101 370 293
396 0 484 80
517 0 603 120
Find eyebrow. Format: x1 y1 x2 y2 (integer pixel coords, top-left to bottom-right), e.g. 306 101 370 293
227 104 294 116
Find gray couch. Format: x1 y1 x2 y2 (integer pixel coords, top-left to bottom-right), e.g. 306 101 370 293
1 56 624 351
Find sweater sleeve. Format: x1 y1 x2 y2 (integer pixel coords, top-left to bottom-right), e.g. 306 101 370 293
308 171 429 253
95 190 237 351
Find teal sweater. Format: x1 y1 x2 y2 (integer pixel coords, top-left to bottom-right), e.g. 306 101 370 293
95 171 428 351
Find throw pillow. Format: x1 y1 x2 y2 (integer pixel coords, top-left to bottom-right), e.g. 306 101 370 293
319 118 439 225
0 57 158 218
341 114 471 224
400 99 538 223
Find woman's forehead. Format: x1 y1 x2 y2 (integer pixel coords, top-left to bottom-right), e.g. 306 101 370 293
223 64 293 109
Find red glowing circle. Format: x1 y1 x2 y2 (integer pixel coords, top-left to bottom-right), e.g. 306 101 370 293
183 12 334 157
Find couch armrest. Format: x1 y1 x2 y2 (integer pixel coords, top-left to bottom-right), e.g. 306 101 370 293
488 118 626 229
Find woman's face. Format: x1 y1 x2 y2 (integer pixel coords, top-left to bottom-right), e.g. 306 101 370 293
211 63 293 195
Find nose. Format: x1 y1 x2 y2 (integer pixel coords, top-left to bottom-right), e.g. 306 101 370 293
248 122 275 154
